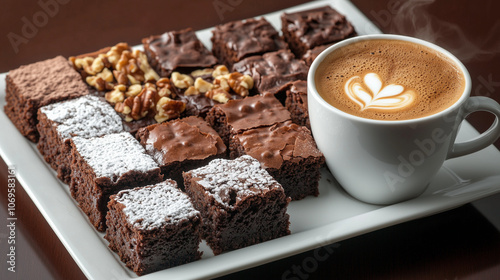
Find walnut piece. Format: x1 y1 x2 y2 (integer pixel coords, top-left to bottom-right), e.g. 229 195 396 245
205 88 231 104
155 97 186 123
227 72 253 97
194 77 213 93
191 68 214 77
212 65 229 78
171 72 194 89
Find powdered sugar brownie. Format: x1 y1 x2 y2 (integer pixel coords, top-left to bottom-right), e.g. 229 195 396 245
105 180 202 276
183 155 290 255
70 132 162 231
37 95 124 184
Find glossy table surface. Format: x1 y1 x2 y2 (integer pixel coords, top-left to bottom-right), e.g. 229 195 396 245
1 0 500 279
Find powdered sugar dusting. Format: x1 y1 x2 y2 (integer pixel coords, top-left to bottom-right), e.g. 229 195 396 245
188 155 281 207
41 95 123 140
115 181 200 230
72 132 159 179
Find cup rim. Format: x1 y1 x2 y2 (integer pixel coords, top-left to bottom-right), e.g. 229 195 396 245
307 34 472 125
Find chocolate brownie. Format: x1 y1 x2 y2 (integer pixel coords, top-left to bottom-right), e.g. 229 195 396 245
136 116 226 188
281 6 356 58
206 94 291 147
285 80 310 129
70 132 162 231
183 155 290 255
302 44 332 66
232 50 308 103
4 56 90 142
37 95 124 184
230 121 325 200
171 66 252 118
105 180 202 276
211 17 288 68
142 28 218 77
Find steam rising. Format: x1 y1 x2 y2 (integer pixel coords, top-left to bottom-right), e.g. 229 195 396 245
389 0 500 62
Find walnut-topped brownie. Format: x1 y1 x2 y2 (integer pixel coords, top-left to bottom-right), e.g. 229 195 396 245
281 6 356 58
136 116 226 188
105 180 202 276
70 132 162 231
170 65 254 118
285 80 310 129
232 50 308 103
183 155 290 255
70 43 186 135
37 95 124 184
4 56 90 142
230 121 325 200
142 28 218 77
206 94 291 147
211 17 288 68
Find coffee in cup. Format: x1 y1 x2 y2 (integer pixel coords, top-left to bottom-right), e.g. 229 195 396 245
315 39 465 121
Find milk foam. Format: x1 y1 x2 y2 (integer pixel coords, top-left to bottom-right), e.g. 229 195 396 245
315 39 465 121
345 73 415 111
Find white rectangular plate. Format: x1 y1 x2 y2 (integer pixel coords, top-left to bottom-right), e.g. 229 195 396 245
1 1 500 279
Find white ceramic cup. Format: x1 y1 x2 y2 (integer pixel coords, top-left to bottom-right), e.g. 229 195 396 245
308 34 500 205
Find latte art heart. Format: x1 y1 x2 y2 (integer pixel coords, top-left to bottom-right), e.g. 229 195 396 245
344 73 415 111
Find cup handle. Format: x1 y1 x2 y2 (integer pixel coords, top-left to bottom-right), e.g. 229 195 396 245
447 96 500 159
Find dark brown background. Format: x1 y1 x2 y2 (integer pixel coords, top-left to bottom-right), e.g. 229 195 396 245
1 0 500 279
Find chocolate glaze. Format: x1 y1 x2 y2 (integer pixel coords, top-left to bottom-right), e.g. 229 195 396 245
138 116 226 165
217 94 291 133
143 28 218 77
232 50 308 96
282 6 356 52
212 17 288 61
236 121 323 169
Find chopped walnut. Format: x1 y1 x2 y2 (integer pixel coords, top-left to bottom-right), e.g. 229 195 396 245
194 77 213 93
116 83 157 122
213 75 231 92
227 72 253 97
156 78 174 97
86 68 114 91
212 65 229 78
171 72 194 89
155 97 186 123
105 84 126 104
205 88 231 104
191 68 214 77
184 86 199 96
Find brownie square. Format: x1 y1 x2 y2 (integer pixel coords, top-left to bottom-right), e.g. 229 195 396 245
105 180 202 276
4 56 90 142
136 116 226 188
206 94 291 147
211 17 288 68
230 121 325 200
70 132 163 231
142 28 218 77
285 80 310 129
281 6 356 58
183 155 290 255
37 95 124 184
232 50 308 103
